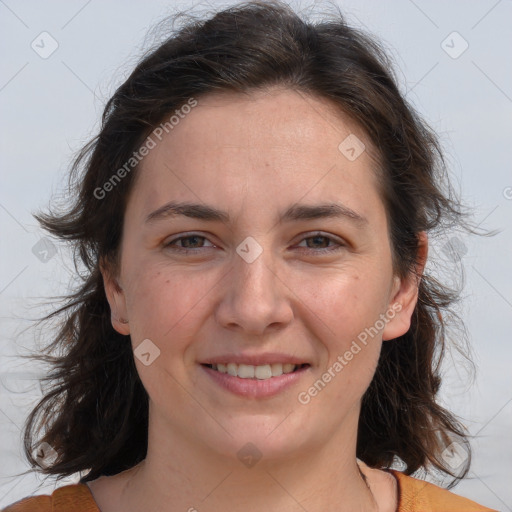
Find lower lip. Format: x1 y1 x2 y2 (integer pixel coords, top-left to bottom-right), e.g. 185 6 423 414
201 364 310 398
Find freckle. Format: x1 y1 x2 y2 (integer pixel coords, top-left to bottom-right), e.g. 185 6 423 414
166 280 170 284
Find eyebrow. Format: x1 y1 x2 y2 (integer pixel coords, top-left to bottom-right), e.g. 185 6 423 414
144 200 368 227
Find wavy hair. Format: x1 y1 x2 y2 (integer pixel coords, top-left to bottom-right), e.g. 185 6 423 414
14 0 489 489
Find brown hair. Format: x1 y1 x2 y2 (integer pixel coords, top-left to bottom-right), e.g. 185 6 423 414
15 0 489 489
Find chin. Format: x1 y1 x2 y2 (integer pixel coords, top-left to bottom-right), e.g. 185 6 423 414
201 413 317 465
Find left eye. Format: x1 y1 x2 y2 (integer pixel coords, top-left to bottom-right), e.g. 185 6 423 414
295 233 344 253
163 233 344 253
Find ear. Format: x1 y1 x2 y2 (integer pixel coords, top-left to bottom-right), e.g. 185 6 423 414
100 257 130 336
382 231 428 341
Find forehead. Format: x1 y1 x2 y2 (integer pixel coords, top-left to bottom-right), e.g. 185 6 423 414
128 87 385 228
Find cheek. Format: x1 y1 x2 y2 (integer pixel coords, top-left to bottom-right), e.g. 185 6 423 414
305 277 384 408
124 266 212 401
308 267 390 338
302 265 389 392
124 264 210 349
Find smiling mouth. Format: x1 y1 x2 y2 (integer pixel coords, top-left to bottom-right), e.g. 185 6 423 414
202 363 309 380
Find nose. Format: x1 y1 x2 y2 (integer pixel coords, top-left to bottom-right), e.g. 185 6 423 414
215 242 294 336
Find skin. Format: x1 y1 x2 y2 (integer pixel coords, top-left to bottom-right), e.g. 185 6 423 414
92 86 428 512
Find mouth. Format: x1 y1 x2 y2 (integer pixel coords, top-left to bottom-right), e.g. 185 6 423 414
200 362 311 398
202 362 310 380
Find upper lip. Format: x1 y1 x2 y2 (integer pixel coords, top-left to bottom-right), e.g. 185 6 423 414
200 353 310 366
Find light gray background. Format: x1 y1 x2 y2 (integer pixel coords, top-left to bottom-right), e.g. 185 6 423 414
1 0 511 509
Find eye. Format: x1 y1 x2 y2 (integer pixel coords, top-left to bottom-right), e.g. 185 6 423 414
163 231 345 255
163 233 216 253
295 232 345 254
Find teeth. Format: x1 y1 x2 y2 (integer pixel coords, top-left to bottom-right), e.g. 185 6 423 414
282 363 296 374
211 362 301 379
238 364 255 379
255 365 272 379
271 363 283 377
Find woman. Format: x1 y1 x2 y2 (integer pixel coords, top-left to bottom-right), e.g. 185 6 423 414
2 1 496 510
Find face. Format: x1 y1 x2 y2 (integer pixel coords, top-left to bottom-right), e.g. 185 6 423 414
103 87 425 463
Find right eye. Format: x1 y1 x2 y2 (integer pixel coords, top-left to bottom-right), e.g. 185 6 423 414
163 233 217 253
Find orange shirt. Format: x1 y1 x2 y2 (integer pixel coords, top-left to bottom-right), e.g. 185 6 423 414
2 471 497 511
390 470 497 511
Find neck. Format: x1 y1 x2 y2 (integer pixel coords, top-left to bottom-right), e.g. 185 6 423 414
121 459 378 512
112 408 389 512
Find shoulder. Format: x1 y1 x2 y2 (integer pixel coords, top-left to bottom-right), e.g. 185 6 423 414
2 483 99 512
390 470 497 512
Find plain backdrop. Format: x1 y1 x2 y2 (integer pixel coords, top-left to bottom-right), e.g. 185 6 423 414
1 0 511 509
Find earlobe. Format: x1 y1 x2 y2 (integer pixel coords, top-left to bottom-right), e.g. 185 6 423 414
382 232 428 341
99 258 130 336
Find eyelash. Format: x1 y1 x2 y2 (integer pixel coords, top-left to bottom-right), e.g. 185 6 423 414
163 232 345 255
